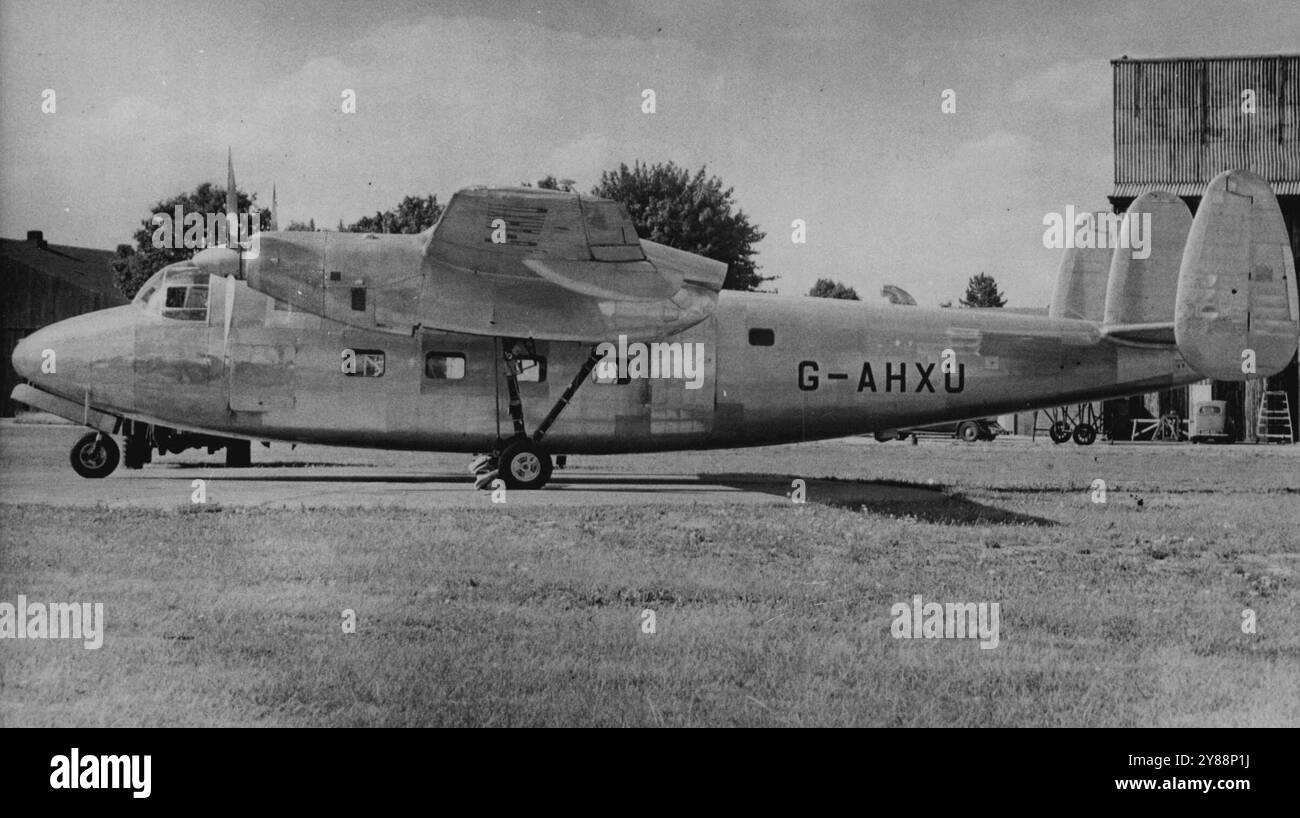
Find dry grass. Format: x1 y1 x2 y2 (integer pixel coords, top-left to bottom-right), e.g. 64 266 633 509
2 441 1297 726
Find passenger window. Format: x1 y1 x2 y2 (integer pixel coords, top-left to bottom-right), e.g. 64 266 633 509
425 352 466 380
749 328 775 346
514 356 546 383
341 348 385 377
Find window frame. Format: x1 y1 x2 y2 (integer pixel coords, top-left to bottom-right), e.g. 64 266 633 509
424 351 467 381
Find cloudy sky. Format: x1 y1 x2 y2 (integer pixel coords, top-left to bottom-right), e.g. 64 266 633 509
1 0 1296 306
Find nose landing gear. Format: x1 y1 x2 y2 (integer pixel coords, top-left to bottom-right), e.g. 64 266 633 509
69 432 120 479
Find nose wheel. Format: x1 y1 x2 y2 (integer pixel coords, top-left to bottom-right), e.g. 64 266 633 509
70 432 120 479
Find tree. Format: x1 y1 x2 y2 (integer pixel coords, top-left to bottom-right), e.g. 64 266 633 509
591 161 770 291
285 218 316 231
111 182 269 299
960 273 1007 308
808 278 860 300
521 175 560 190
521 176 578 191
342 194 442 234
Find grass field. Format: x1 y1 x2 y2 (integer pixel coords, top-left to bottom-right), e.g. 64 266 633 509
1 435 1297 726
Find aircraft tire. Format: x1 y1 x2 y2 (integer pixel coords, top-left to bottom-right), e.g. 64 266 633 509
499 439 553 490
1072 423 1097 446
1049 421 1072 444
70 432 120 479
873 431 894 443
957 422 980 443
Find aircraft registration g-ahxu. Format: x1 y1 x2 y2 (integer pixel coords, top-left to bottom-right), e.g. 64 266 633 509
10 162 1299 489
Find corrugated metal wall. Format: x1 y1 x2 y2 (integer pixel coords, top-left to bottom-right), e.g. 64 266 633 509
1114 56 1300 185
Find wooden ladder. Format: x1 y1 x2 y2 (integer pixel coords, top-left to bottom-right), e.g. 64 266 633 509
1256 391 1295 444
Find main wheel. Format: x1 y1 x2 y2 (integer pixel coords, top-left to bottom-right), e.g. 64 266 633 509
957 422 980 443
1072 423 1097 445
70 432 120 479
1049 421 1072 444
873 431 894 443
498 439 553 490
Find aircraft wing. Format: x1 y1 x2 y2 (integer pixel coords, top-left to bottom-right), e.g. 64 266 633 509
197 185 729 342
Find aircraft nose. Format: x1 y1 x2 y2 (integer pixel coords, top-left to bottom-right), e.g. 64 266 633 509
11 331 45 380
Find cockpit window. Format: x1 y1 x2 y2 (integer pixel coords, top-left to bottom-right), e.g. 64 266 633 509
133 270 167 308
135 265 210 321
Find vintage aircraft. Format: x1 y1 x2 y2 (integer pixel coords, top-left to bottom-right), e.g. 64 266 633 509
10 162 1298 489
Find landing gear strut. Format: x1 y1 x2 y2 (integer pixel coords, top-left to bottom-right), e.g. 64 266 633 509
225 439 251 467
473 342 604 491
70 432 120 479
123 423 152 470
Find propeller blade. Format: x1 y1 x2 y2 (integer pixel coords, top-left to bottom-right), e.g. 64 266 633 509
226 148 238 242
222 275 236 358
225 149 245 279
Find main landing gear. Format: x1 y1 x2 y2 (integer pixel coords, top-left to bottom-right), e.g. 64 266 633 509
470 342 603 491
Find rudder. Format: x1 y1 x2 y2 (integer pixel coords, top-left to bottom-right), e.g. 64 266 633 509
1175 169 1299 380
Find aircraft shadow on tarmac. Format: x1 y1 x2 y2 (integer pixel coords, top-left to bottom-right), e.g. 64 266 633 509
143 466 1054 525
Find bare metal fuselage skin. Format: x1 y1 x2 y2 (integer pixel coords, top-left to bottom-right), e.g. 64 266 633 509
14 276 1194 454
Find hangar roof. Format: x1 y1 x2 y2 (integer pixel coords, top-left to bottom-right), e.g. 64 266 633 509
0 233 125 305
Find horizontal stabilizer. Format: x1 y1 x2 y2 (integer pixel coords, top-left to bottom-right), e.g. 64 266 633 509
1174 170 1299 380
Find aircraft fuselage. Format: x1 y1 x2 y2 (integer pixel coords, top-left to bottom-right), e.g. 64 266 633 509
13 276 1194 455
